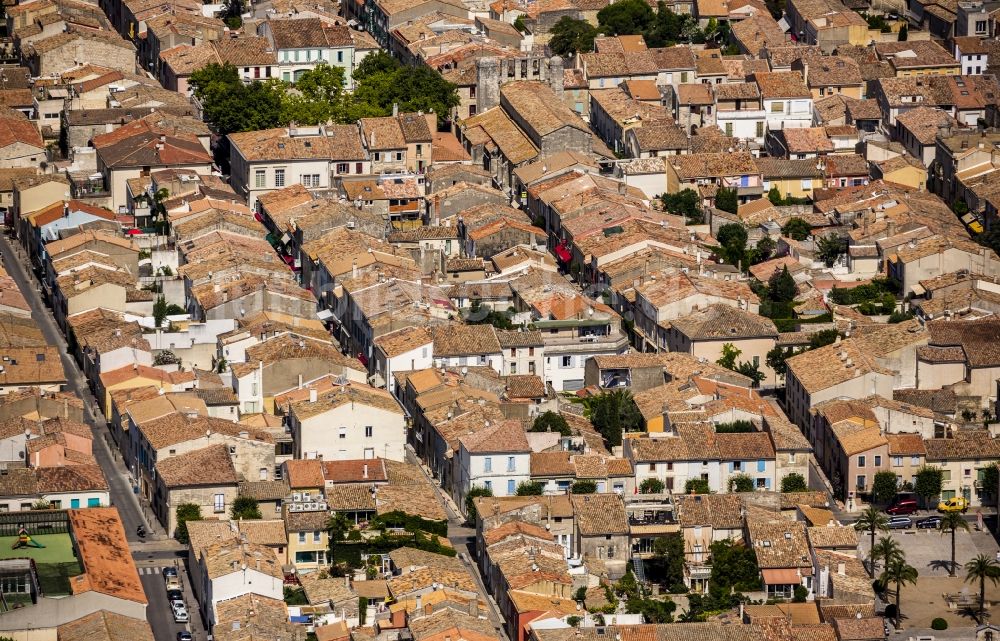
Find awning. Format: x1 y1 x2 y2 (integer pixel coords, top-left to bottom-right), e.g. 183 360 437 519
761 569 802 585
316 309 334 320
554 244 572 262
911 283 926 296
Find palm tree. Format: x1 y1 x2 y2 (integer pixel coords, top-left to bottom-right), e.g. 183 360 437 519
871 535 903 576
882 556 918 628
965 554 1000 622
940 512 971 577
855 505 889 577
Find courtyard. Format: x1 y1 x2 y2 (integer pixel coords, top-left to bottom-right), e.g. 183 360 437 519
861 526 1000 629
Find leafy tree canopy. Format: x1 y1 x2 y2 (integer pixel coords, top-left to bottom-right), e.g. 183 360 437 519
781 217 812 241
781 473 808 493
598 0 654 34
531 411 572 436
661 188 702 224
549 17 599 56
516 481 545 496
231 496 262 520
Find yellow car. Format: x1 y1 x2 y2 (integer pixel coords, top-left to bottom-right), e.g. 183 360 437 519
938 497 969 513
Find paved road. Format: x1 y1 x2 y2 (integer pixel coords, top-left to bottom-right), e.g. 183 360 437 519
136 556 201 641
0 233 151 540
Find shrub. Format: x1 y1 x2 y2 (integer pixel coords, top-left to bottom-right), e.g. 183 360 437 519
640 478 665 494
931 618 948 630
571 480 598 494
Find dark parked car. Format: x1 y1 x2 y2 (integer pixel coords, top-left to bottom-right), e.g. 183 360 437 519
177 633 192 641
167 589 183 604
888 516 912 529
916 516 941 529
886 498 918 515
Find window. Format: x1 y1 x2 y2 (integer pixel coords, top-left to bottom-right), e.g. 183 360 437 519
756 121 764 137
356 162 363 174
770 101 784 113
373 152 381 161
70 499 80 509
395 152 403 162
484 457 492 472
801 178 812 189
214 494 225 513
911 456 920 465
298 532 306 543
857 455 866 467
893 456 903 467
337 163 349 174
313 531 321 542
339 427 346 439
416 144 423 157
965 468 972 477
733 461 742 471
976 19 987 32
856 475 866 490
756 478 766 488
681 72 689 82
337 50 344 62
483 480 492 491
274 169 285 187
757 459 766 472
725 122 733 136
507 479 515 494
255 170 266 188
874 455 882 467
942 469 952 481
561 356 572 368
507 456 516 472
301 174 321 188
365 426 373 438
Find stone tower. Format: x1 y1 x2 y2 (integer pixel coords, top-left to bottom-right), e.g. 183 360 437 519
548 55 564 98
476 57 501 113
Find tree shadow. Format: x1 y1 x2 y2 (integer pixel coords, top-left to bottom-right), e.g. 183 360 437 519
928 559 956 575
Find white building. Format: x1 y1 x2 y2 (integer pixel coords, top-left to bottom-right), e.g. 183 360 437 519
372 326 434 394
456 420 531 516
954 37 989 75
259 18 372 87
196 540 284 630
287 382 406 461
755 72 813 133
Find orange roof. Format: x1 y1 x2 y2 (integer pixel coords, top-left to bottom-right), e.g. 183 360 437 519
27 200 116 228
100 364 195 388
68 508 147 604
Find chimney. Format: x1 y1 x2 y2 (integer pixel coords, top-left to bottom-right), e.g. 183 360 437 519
363 464 369 479
548 55 564 98
352 259 358 278
416 595 422 611
309 388 317 403
392 103 399 117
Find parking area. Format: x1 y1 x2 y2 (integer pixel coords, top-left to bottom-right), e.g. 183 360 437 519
860 526 999 577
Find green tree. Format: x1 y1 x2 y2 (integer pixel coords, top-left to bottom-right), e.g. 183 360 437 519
809 328 841 349
735 359 765 388
728 473 755 493
871 535 902 577
549 16 598 56
571 480 598 494
817 234 847 267
982 464 999 503
781 473 808 493
644 2 698 47
531 411 571 436
516 481 544 496
754 236 775 263
465 486 493 524
190 63 284 135
709 539 760 592
768 266 797 303
781 217 812 241
351 51 459 127
174 503 202 544
715 186 738 214
965 554 1000 622
940 511 971 577
685 478 710 494
882 556 918 628
640 478 666 494
716 223 748 266
513 14 527 32
714 420 754 433
767 185 783 205
661 188 702 223
871 470 899 505
854 506 889 577
153 296 168 328
230 496 262 520
598 0 654 34
326 512 352 568
585 389 643 446
766 346 793 377
648 533 685 588
717 342 741 369
914 466 944 508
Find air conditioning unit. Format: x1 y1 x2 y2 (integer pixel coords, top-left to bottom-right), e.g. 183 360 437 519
289 504 302 511
303 493 312 501
308 502 318 510
293 493 301 502
317 501 328 510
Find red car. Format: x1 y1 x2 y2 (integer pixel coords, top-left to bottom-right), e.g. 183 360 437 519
885 498 918 515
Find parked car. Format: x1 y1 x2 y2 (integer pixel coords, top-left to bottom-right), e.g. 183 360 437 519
887 516 912 529
886 498 918 515
167 589 183 604
177 633 192 641
162 567 178 579
172 602 189 623
916 516 941 529
938 497 969 513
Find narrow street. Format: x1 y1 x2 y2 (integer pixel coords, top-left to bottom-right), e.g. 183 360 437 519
405 445 510 641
